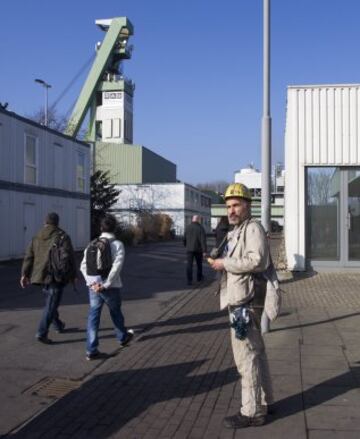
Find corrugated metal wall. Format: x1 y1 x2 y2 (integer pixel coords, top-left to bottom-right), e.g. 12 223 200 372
95 142 176 184
96 142 142 183
293 86 360 166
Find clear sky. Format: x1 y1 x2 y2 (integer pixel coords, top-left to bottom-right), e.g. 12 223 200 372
1 0 360 185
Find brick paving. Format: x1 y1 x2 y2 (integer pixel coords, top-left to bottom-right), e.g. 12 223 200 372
283 272 360 309
7 268 360 439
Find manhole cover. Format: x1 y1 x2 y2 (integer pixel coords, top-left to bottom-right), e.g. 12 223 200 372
23 377 82 399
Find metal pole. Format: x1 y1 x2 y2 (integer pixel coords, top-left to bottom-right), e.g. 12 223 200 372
261 0 272 334
44 86 48 127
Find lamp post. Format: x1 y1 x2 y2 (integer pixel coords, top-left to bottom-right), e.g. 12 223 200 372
261 0 272 334
34 78 52 127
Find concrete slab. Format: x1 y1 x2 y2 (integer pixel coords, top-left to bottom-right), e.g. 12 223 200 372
301 355 349 370
302 368 356 387
309 430 360 439
304 385 360 407
306 405 360 430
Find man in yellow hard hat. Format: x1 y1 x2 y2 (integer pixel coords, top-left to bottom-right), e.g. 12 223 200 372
208 183 273 428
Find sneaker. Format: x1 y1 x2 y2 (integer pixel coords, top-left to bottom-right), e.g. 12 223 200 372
86 351 104 361
120 331 134 347
36 335 52 345
223 413 266 429
55 321 66 334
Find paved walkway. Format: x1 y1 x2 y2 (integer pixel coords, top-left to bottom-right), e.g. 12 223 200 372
5 270 360 439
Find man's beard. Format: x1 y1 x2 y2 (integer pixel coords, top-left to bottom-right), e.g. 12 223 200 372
229 212 248 225
229 215 241 225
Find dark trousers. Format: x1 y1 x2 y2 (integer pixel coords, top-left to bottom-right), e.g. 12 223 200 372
186 251 203 283
37 283 64 337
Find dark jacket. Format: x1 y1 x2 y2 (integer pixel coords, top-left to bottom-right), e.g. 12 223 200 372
215 223 230 248
21 225 76 285
183 222 207 253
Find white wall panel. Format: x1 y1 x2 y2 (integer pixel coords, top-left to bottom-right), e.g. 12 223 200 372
319 88 328 164
350 88 357 164
342 87 350 164
328 88 335 163
313 88 321 164
305 89 313 163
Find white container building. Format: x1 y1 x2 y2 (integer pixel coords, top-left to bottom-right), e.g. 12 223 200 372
111 183 212 236
0 108 91 260
285 84 360 270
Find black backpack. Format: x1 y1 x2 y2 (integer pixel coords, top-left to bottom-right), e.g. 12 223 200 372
86 237 113 278
47 233 75 285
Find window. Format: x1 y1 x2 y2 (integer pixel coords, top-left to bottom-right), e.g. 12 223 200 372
95 121 102 141
24 134 37 184
124 112 133 141
77 152 86 192
113 118 121 138
54 143 63 188
103 119 112 138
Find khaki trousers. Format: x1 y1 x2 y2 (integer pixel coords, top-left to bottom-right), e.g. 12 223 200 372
230 307 273 417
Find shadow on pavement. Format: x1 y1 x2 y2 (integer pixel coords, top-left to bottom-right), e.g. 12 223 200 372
271 311 360 333
9 360 360 438
0 242 216 311
272 366 360 421
139 322 229 342
280 270 318 285
130 310 226 331
10 360 238 439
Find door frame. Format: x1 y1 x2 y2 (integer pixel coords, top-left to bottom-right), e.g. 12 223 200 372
307 166 360 269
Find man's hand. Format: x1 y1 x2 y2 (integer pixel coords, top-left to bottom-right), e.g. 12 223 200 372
20 276 30 289
208 258 225 271
91 282 105 293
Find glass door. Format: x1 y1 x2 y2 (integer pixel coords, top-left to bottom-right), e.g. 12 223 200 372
306 167 360 268
307 167 340 263
346 168 360 263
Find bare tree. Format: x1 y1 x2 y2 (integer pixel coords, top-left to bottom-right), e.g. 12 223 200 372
196 180 229 194
28 107 87 139
308 169 337 205
28 107 68 132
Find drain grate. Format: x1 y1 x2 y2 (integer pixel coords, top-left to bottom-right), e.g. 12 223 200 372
23 377 82 399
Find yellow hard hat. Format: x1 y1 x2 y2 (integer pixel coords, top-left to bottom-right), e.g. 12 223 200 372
224 183 252 201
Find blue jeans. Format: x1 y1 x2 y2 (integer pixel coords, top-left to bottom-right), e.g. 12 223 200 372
86 287 128 354
37 283 64 337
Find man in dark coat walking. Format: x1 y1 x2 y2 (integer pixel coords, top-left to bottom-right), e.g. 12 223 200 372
20 212 77 344
183 215 207 285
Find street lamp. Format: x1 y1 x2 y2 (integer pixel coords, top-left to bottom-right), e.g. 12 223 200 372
261 0 272 333
34 78 52 127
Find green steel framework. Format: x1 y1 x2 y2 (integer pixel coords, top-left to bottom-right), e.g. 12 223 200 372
65 17 134 139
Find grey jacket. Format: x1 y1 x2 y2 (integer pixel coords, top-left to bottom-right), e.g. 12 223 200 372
220 217 270 310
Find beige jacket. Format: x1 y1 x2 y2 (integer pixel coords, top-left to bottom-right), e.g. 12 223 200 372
220 217 270 310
